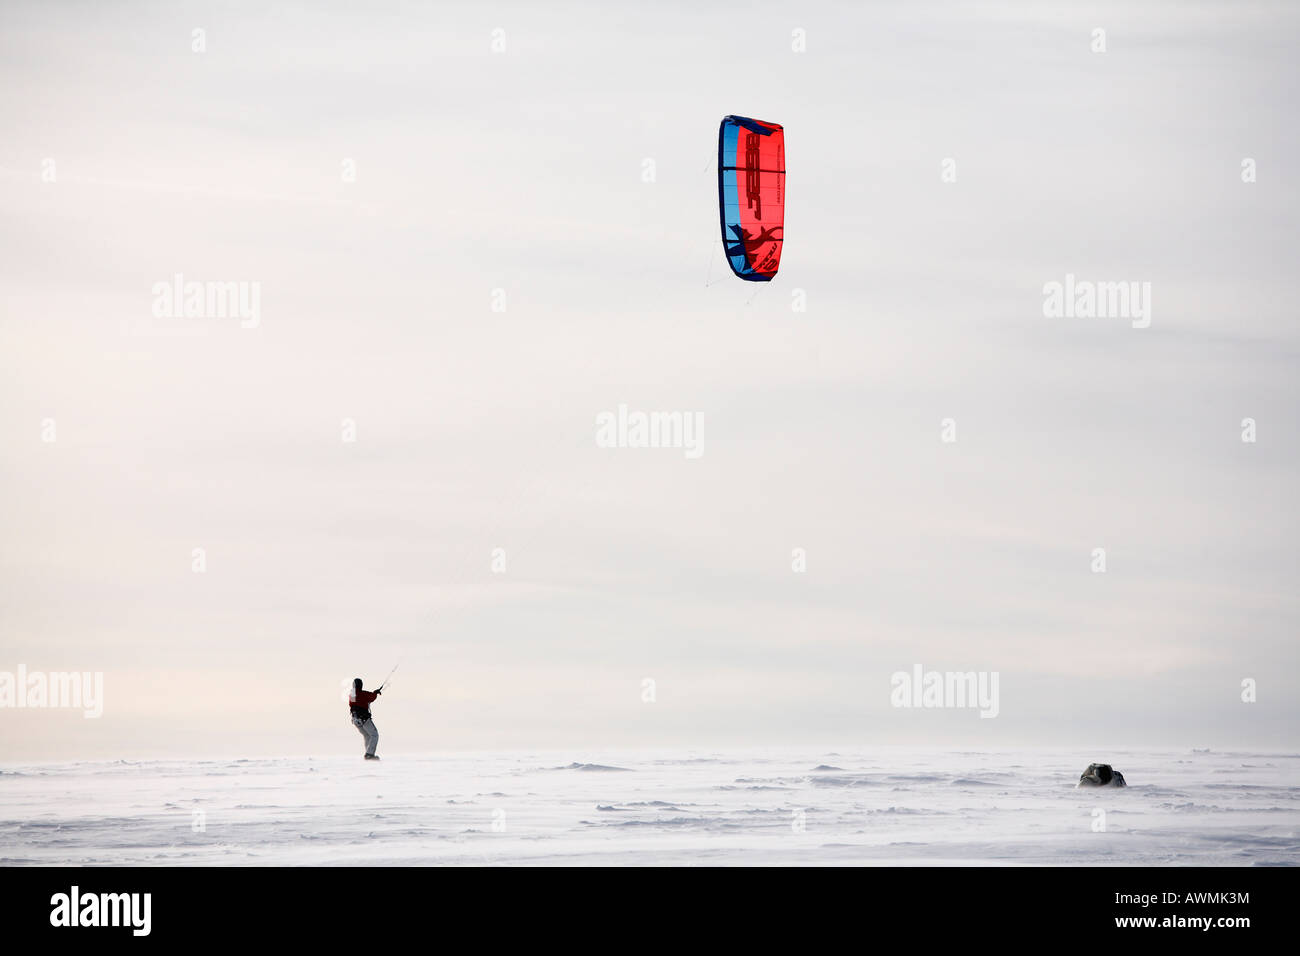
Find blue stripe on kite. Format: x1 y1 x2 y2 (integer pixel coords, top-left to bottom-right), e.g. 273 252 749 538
721 122 738 167
718 117 770 279
720 122 747 272
720 161 745 273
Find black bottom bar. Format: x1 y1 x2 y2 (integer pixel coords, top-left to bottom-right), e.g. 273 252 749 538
0 865 1281 941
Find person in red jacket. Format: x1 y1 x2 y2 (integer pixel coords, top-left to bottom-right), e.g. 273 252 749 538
349 677 381 760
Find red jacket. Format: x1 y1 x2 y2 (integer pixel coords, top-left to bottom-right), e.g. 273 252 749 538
349 688 379 719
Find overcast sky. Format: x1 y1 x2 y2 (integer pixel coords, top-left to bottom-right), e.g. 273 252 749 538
1 0 1296 760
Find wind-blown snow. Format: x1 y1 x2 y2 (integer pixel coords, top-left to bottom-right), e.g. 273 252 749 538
2 749 1296 865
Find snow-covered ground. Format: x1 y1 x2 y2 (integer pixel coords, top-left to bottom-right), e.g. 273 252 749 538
2 749 1297 865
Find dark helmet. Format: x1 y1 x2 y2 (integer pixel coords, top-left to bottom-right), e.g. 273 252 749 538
353 677 363 690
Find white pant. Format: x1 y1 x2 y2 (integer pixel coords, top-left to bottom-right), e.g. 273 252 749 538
352 716 379 756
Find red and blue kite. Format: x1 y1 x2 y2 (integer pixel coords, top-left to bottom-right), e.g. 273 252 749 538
718 115 785 281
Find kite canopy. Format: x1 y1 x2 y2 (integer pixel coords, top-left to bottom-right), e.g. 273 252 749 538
717 115 785 281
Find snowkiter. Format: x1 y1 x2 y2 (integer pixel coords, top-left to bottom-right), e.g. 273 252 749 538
349 678 381 760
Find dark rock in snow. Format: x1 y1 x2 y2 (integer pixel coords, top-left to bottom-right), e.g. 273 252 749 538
1077 762 1127 788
